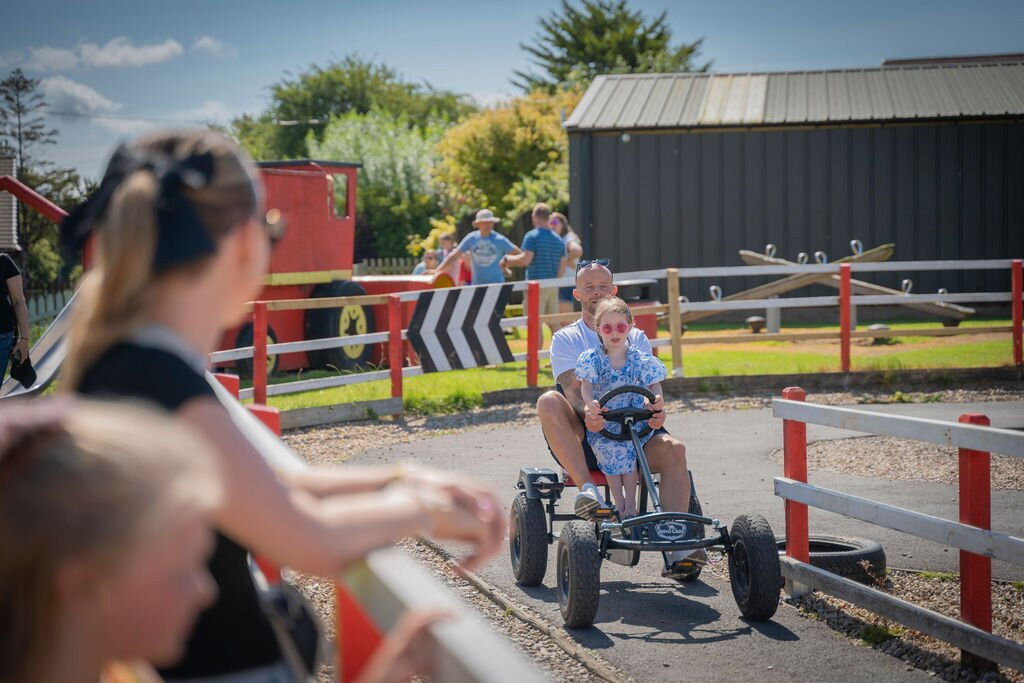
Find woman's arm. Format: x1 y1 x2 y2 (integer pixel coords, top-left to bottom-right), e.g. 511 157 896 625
180 399 503 576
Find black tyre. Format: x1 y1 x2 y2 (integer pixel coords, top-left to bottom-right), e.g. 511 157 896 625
728 514 781 621
674 474 706 583
556 521 601 628
304 280 375 371
510 493 548 586
234 323 278 379
776 535 886 585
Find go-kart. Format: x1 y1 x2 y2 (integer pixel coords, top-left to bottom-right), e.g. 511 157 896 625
510 385 782 628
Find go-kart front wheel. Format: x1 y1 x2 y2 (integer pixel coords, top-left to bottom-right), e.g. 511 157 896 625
556 521 601 628
510 493 548 586
728 513 781 621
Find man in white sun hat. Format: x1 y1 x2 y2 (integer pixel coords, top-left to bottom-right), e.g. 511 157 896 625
433 208 521 285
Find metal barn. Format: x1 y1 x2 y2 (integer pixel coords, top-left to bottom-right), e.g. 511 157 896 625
565 62 1024 299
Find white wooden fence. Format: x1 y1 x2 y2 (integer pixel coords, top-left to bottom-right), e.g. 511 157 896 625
27 289 73 324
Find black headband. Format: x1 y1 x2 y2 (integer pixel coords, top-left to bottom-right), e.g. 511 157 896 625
60 144 219 272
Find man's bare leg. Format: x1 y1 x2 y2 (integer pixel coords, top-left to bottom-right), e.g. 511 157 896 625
536 390 610 517
537 390 591 485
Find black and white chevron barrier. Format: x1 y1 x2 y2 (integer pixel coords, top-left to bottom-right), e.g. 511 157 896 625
406 284 515 373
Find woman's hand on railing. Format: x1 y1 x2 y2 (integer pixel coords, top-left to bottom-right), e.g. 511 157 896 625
395 469 505 571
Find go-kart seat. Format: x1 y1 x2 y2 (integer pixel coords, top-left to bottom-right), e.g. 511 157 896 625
562 469 608 487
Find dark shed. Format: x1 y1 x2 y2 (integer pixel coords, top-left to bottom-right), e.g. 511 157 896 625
566 63 1024 298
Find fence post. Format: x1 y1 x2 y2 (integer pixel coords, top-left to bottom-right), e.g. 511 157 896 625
666 267 684 377
782 386 810 597
388 294 403 400
213 373 240 400
253 301 268 405
337 586 384 682
527 281 539 388
958 413 995 670
839 263 851 373
1012 259 1022 375
247 403 282 583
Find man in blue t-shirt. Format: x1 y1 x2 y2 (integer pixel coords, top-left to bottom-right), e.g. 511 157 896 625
433 209 520 285
502 203 566 348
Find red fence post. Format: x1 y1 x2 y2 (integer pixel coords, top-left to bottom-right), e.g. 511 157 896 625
337 586 384 682
253 301 268 405
213 373 240 400
1012 259 1022 372
388 294 403 400
782 386 809 565
247 403 282 583
839 263 851 373
526 281 540 388
958 413 992 666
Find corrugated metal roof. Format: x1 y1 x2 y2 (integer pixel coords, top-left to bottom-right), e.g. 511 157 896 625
564 62 1024 131
0 156 18 251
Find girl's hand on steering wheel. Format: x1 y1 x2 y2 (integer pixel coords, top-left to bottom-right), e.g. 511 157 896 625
645 394 666 430
584 400 606 432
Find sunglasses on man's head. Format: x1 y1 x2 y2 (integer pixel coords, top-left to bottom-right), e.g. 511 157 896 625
600 321 630 335
576 258 611 273
263 208 287 247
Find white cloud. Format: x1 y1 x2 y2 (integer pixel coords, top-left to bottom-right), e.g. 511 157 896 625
41 76 121 115
79 37 183 68
175 100 237 123
27 45 79 71
191 36 237 58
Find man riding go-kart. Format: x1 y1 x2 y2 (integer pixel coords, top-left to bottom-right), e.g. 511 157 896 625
536 259 706 578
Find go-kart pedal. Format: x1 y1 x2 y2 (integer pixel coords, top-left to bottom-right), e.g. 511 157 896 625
662 549 709 579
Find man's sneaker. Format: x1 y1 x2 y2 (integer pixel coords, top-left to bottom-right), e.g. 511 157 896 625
574 488 612 520
662 548 709 580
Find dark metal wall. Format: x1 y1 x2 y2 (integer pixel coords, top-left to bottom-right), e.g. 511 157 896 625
568 121 1024 302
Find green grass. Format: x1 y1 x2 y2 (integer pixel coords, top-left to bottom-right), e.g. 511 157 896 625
919 570 959 581
251 317 1013 414
860 623 903 645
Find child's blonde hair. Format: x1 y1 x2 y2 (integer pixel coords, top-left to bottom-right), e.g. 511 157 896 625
594 297 633 328
0 399 221 680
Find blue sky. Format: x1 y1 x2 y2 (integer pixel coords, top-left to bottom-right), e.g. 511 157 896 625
3 0 1021 180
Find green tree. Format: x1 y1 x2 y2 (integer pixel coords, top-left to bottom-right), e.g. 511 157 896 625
308 108 450 258
0 69 87 288
232 55 475 160
514 0 709 92
432 89 580 245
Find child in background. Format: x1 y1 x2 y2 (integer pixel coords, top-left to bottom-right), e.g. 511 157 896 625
575 297 667 518
0 398 221 683
412 249 439 275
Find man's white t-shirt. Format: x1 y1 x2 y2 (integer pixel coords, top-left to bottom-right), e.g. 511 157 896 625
549 318 653 384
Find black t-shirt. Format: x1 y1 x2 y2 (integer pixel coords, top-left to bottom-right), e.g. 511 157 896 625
1 253 21 334
77 343 281 677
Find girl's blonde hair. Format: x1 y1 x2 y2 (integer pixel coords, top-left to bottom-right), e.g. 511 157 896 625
0 399 221 680
594 296 633 328
62 129 261 390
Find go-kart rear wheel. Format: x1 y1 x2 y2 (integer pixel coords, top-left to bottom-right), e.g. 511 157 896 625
728 513 781 621
556 521 601 628
510 493 548 586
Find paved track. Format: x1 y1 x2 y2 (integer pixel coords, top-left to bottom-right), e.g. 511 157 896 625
353 400 1023 682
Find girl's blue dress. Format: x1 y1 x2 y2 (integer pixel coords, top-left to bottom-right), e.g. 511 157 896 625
575 345 667 475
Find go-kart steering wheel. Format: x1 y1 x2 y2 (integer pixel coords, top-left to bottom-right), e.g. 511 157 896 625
595 384 660 441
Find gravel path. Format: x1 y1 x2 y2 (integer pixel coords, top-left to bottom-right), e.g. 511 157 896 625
282 382 1023 682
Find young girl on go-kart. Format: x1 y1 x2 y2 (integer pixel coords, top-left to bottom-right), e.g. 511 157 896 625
575 297 667 518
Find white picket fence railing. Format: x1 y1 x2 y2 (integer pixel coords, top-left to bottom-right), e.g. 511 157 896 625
353 257 420 275
27 289 74 324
